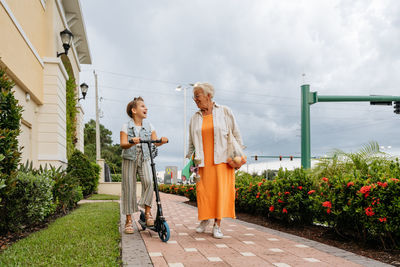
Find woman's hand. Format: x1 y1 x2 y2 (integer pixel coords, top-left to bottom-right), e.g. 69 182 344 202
227 156 247 169
160 137 168 144
131 137 140 144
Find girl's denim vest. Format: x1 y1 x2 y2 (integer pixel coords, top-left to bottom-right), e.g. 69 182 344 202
121 120 152 161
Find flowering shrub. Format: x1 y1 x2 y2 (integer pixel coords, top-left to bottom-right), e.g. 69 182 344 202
158 184 197 202
235 168 314 224
309 158 400 248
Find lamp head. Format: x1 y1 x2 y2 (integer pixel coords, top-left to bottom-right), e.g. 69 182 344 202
57 29 73 57
80 82 89 99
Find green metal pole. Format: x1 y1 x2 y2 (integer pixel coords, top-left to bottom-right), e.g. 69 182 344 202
318 95 400 102
301 84 311 169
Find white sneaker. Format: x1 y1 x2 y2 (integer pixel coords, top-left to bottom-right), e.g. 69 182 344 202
196 220 210 233
213 224 223 239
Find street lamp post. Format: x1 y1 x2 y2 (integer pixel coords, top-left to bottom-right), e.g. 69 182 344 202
176 85 187 168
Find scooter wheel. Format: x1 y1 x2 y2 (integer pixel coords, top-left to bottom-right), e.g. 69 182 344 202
158 221 170 242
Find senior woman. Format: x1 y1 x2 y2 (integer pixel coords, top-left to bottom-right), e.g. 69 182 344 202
186 82 246 239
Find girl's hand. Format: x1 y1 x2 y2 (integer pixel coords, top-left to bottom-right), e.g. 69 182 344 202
160 137 168 144
131 137 140 144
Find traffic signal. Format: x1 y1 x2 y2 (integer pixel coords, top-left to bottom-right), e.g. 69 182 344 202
290 156 293 161
254 155 258 161
279 155 282 161
394 101 400 114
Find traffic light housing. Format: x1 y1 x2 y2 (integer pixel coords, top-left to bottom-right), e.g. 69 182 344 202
279 155 282 161
254 155 258 161
290 156 293 161
394 101 400 114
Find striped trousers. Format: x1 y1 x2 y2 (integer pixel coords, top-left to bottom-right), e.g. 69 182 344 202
121 149 154 215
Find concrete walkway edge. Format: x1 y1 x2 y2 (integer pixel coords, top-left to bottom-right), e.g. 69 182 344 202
120 202 153 266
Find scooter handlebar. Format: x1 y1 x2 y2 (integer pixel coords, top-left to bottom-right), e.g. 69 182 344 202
129 139 168 144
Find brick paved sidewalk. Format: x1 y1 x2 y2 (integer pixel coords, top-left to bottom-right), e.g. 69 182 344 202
128 193 391 267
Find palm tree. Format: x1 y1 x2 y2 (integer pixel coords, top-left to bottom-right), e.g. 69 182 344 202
312 141 392 178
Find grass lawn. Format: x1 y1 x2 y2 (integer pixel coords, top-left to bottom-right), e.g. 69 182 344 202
87 194 120 200
0 202 121 266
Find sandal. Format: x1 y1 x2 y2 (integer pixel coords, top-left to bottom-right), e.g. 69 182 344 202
145 213 155 227
125 220 134 234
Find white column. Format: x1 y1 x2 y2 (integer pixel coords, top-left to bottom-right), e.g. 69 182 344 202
37 57 68 167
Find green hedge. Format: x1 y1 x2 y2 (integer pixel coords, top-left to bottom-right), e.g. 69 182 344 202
235 169 315 224
110 173 121 182
53 172 83 214
159 184 196 202
1 172 56 232
67 150 100 197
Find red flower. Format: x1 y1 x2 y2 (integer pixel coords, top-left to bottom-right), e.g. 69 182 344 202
278 199 284 203
308 190 315 195
377 182 388 188
284 191 290 195
256 192 260 198
278 192 282 196
269 206 274 212
347 182 354 187
365 206 375 217
282 208 288 214
298 186 303 190
390 178 399 182
322 177 329 182
358 185 371 198
326 208 331 214
189 187 194 190
258 182 263 187
378 217 387 223
322 201 332 208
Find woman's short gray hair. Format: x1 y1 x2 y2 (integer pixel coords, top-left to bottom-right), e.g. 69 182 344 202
193 82 214 98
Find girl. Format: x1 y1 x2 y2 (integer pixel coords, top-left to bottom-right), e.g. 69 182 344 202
120 97 168 234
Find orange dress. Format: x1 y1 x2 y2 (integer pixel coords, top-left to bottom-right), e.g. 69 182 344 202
197 114 236 220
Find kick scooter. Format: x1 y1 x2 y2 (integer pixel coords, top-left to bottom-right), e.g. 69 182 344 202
129 138 170 242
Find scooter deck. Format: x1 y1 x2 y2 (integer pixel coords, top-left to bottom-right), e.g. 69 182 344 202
138 219 157 231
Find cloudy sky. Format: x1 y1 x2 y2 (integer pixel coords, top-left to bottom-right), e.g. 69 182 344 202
79 0 400 171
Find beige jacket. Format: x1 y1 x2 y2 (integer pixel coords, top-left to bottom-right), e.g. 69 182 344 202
186 103 245 167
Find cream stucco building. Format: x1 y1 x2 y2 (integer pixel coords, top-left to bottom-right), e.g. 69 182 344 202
0 0 91 167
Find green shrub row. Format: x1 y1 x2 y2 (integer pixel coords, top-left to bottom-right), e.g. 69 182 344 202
111 173 122 182
159 184 196 202
2 172 56 232
0 151 99 233
66 150 99 197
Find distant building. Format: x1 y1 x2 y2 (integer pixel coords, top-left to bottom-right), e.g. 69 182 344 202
0 0 91 167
